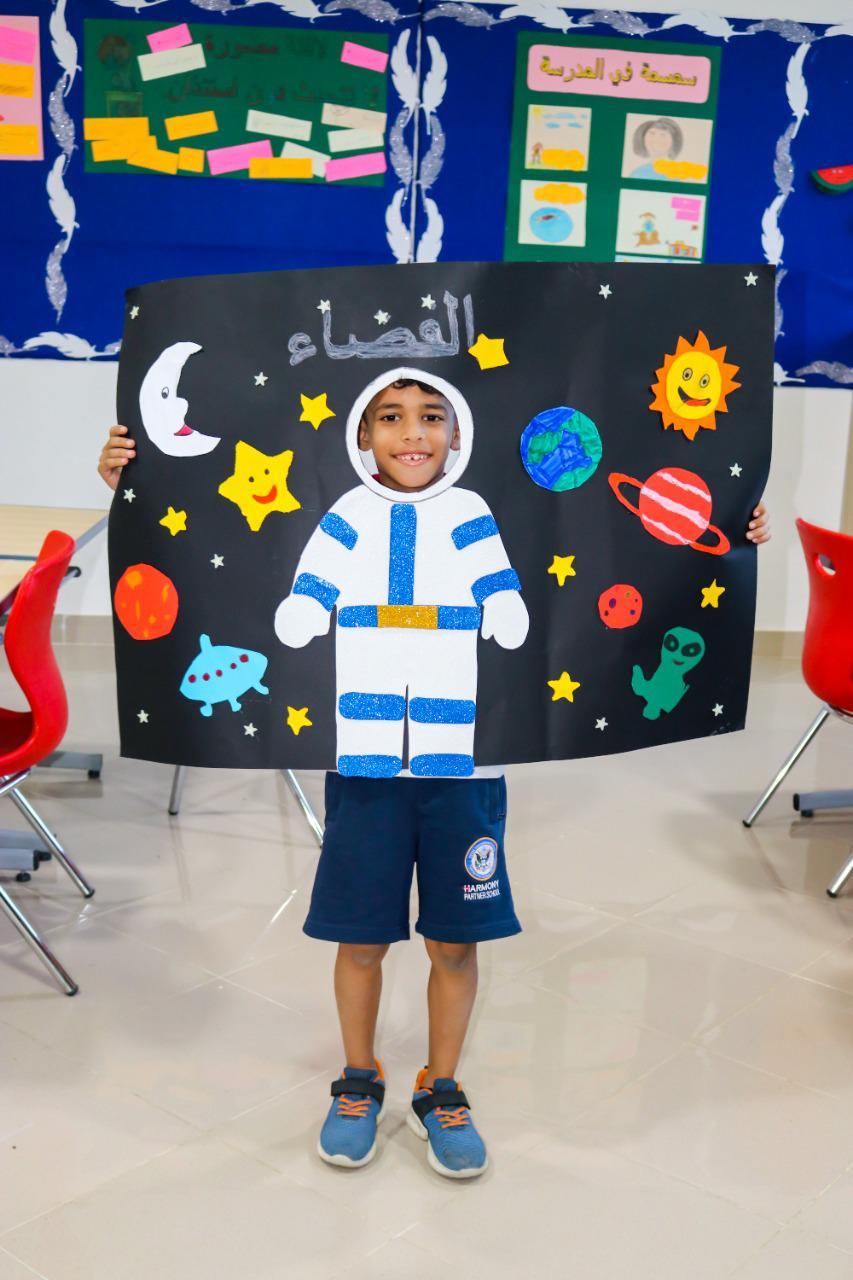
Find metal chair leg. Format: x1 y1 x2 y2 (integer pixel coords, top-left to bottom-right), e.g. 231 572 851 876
8 786 94 898
281 769 324 845
828 849 853 898
168 765 186 816
742 707 832 827
0 882 78 994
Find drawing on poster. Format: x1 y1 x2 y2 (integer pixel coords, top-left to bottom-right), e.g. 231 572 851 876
525 103 591 171
615 188 707 259
621 113 712 182
519 180 588 247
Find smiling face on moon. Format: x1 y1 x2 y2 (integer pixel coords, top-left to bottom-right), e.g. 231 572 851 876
138 342 221 457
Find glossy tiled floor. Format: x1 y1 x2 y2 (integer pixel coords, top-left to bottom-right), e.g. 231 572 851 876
2 641 853 1278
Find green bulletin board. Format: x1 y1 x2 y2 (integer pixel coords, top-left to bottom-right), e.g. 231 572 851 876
83 20 388 185
505 34 721 262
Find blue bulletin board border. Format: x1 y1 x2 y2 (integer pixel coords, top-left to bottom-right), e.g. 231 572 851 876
1 2 851 389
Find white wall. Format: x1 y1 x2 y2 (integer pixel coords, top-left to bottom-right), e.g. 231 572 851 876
0 358 849 627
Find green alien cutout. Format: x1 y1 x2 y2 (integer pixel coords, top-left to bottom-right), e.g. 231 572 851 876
632 626 706 720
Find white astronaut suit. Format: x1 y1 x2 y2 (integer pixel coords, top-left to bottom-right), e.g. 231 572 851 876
274 367 529 778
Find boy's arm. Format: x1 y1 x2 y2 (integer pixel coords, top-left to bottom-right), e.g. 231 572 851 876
274 508 358 648
451 502 529 650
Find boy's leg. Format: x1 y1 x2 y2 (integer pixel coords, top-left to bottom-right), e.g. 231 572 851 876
422 938 478 1086
334 942 389 1069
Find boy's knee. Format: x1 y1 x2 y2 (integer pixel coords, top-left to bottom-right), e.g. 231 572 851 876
424 937 477 971
338 941 389 968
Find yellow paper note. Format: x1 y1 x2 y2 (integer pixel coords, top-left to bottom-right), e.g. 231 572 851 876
177 146 205 173
84 117 150 142
165 110 218 142
248 156 313 179
127 145 179 175
0 123 39 156
0 61 34 97
91 134 152 162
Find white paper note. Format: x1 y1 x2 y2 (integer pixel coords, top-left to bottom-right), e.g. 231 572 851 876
281 140 330 178
326 127 385 154
137 43 206 82
321 103 387 133
246 108 312 142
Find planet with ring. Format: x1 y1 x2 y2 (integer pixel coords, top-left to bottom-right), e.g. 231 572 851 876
609 466 730 556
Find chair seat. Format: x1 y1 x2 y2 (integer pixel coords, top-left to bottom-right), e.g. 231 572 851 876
0 707 34 758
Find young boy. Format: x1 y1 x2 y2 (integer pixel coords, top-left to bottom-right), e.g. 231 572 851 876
98 389 770 1180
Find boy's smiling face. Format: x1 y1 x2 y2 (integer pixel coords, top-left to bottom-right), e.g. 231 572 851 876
358 379 460 493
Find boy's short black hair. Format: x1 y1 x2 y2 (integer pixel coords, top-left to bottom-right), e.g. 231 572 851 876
361 377 455 426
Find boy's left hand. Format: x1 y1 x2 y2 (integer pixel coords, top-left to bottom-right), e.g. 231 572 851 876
746 501 771 544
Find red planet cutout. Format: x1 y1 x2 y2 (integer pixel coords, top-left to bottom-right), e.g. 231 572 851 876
598 584 643 629
114 564 179 640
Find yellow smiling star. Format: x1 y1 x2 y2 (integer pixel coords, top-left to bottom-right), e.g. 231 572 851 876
548 671 581 702
299 392 335 431
286 705 312 736
547 554 576 586
468 333 509 370
159 506 187 536
700 579 726 608
218 442 301 533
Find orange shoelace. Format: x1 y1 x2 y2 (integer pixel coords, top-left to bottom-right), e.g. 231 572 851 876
433 1106 470 1130
337 1094 372 1118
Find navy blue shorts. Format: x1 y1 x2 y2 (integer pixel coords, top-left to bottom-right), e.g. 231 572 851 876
303 773 522 945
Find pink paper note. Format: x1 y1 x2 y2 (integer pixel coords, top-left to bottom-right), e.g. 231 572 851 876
676 210 701 221
0 22 36 64
325 150 386 182
340 41 389 74
671 196 702 212
147 23 192 54
207 139 273 176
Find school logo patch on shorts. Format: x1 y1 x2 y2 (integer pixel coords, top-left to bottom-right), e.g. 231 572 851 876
464 837 498 881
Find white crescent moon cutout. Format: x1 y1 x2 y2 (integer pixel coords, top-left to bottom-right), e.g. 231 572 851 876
138 341 221 457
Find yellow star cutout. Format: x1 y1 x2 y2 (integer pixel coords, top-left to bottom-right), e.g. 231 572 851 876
286 706 312 736
701 579 726 608
159 506 187 536
299 392 335 431
468 332 509 371
548 671 581 702
218 441 301 533
548 554 576 587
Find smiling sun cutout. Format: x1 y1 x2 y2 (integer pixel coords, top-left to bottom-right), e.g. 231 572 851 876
650 331 741 441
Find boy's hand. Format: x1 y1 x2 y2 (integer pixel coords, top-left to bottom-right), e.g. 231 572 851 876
747 501 770 544
481 591 529 650
98 424 135 490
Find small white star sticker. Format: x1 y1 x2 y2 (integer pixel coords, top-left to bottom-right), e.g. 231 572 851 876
421 294 436 309
254 371 268 387
595 717 608 731
137 709 149 724
129 305 139 319
744 272 758 287
243 723 257 737
317 299 330 313
374 310 390 325
123 488 135 503
712 704 724 717
598 284 612 299
730 463 742 477
210 554 224 568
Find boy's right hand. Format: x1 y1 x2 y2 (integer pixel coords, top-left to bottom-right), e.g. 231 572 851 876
98 424 136 490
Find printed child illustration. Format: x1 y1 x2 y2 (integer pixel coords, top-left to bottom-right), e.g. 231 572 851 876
630 117 684 180
274 367 529 778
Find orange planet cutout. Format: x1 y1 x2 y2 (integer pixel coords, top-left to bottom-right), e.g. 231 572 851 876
649 330 741 442
114 564 179 640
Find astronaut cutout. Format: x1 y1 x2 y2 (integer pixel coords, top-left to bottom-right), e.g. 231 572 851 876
274 367 529 778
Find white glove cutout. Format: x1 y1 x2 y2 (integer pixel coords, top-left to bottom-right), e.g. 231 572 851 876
480 591 529 650
274 593 331 648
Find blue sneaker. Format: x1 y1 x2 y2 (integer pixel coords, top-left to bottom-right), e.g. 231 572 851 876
407 1067 488 1178
317 1061 386 1168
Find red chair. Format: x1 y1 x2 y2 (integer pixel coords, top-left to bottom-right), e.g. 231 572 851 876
0 531 95 994
743 517 853 896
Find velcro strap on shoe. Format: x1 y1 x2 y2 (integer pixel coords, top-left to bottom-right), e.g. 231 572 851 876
330 1077 385 1103
412 1088 470 1121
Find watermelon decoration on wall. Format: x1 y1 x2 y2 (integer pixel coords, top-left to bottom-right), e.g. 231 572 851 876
811 165 853 193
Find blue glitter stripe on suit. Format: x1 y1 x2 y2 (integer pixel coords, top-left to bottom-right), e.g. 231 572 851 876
320 512 358 550
293 572 339 611
451 515 499 550
338 754 402 777
388 504 416 605
339 693 406 720
471 568 521 605
338 606 379 627
436 606 481 630
409 697 476 724
410 753 475 777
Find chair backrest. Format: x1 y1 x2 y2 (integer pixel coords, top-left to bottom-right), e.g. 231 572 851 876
797 517 853 714
2 530 74 768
